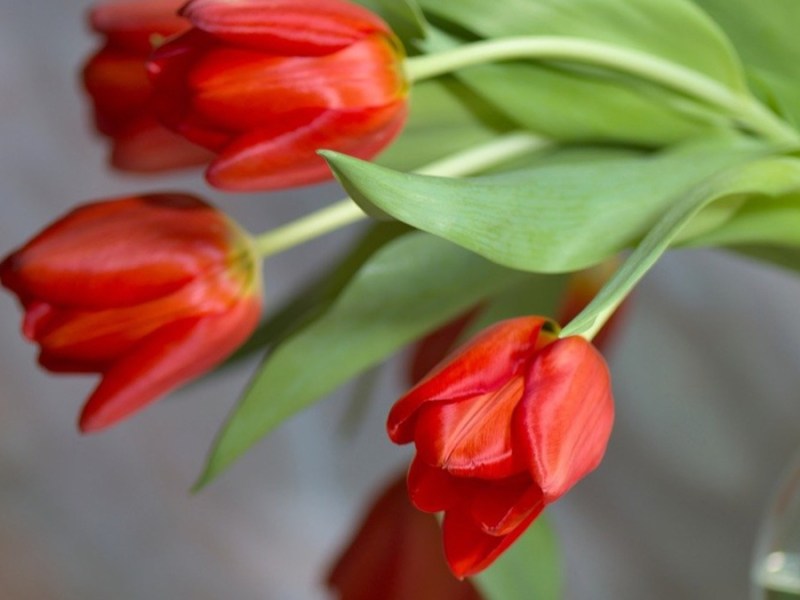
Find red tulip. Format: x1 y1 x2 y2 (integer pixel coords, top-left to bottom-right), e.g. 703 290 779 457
327 473 482 600
0 194 262 432
388 317 614 578
147 0 409 191
82 0 213 172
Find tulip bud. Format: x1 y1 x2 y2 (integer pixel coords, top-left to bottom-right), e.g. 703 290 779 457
147 0 409 191
0 194 262 432
327 474 482 600
82 0 213 171
388 317 614 577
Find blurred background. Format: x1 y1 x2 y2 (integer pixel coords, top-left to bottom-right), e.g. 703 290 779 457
2 1 800 598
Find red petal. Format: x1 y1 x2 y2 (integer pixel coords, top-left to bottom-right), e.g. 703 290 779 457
442 505 539 579
205 101 407 191
327 474 481 600
413 377 526 478
0 195 232 309
409 307 482 385
90 0 190 53
406 455 472 513
148 30 234 150
79 294 260 432
469 476 544 536
188 34 405 129
182 0 391 56
110 117 213 172
388 317 550 445
82 47 153 137
513 336 614 502
30 274 237 364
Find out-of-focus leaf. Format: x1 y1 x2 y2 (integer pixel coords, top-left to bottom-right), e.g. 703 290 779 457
730 245 800 275
354 0 427 44
690 0 800 126
377 78 517 172
474 517 561 600
196 233 526 488
464 274 569 339
562 156 800 338
412 0 749 145
684 192 800 248
418 0 744 88
323 139 764 273
225 222 407 366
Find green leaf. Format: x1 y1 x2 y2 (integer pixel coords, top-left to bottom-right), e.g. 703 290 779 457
377 78 516 172
354 0 427 44
412 0 748 145
690 0 800 126
684 192 800 248
224 222 408 366
473 517 562 600
196 233 526 488
729 244 800 275
562 156 800 338
323 139 765 273
465 273 569 339
418 0 745 88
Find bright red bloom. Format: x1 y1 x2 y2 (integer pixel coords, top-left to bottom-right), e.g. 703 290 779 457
82 0 213 172
147 0 408 191
388 317 614 578
327 473 482 600
0 194 262 432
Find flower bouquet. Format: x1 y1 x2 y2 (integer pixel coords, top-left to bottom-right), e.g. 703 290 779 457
4 0 800 597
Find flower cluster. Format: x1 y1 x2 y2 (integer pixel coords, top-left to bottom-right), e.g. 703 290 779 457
2 0 629 590
85 0 408 190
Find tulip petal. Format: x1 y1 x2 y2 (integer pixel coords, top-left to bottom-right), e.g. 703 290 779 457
513 336 614 502
78 295 260 432
82 48 153 137
206 102 407 191
30 274 236 364
182 0 391 56
407 455 473 513
388 317 551 445
413 376 525 478
90 0 189 53
409 307 482 385
110 118 214 172
148 30 234 150
189 35 404 128
327 474 482 600
469 476 544 536
442 505 539 579
0 195 231 309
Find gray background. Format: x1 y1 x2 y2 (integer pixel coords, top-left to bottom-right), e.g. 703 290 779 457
1 1 799 598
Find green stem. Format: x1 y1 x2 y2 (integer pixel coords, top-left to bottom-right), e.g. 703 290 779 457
253 131 548 257
253 201 364 258
405 36 799 145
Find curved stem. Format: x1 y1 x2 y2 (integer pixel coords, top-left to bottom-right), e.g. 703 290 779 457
405 36 799 145
253 131 549 257
253 201 364 257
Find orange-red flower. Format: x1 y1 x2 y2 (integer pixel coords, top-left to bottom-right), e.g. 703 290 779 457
82 0 213 172
388 317 614 578
327 473 482 600
0 193 262 432
147 0 408 191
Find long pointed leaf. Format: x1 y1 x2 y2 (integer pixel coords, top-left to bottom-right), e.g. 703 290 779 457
196 233 526 487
